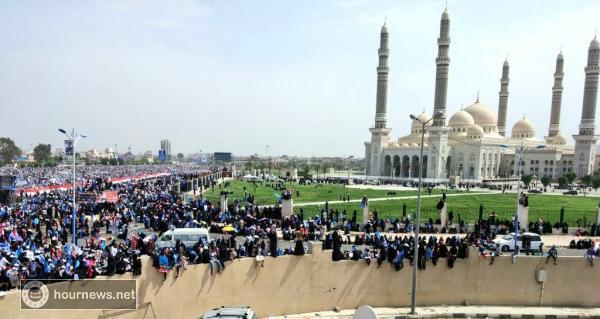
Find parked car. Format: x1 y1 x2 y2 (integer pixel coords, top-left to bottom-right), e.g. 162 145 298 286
365 179 380 185
528 189 542 193
563 190 578 195
156 228 210 253
493 232 543 252
202 306 257 319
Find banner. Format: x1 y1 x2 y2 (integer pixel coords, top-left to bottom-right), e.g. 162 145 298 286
100 191 119 203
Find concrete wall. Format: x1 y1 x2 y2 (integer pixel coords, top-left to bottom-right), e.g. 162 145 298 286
1 244 599 319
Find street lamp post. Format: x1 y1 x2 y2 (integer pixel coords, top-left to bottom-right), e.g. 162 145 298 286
513 144 525 249
347 156 353 184
501 142 545 251
59 128 87 244
409 111 442 315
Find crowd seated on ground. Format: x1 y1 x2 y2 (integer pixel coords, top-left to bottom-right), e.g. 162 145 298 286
0 165 221 291
2 166 600 292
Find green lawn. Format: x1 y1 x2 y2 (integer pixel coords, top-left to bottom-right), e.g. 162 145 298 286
201 179 455 205
299 193 600 225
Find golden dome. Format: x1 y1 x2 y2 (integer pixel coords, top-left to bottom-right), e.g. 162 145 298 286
448 110 475 127
511 117 536 139
467 124 484 138
464 101 497 127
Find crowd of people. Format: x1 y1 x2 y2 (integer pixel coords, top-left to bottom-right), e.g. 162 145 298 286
0 165 198 189
0 165 219 291
1 166 599 292
327 231 471 270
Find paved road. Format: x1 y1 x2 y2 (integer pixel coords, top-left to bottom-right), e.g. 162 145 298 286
114 223 589 258
268 305 600 319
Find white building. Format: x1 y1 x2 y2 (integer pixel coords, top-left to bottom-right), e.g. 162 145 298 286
365 9 600 182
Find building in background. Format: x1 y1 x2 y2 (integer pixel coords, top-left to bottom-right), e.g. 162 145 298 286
160 139 172 161
365 8 600 182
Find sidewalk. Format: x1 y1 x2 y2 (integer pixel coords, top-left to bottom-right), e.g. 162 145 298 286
267 306 600 319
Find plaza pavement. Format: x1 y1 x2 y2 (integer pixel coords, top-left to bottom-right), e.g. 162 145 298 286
267 306 600 319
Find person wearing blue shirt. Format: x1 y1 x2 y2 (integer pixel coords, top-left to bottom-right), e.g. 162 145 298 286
158 248 171 282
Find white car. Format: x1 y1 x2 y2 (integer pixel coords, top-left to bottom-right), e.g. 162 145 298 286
156 228 210 253
493 232 543 252
202 306 257 319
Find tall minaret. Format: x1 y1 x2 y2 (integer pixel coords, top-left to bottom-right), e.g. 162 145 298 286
497 59 510 136
374 22 390 129
573 35 600 177
547 51 565 137
427 8 451 180
365 22 392 176
432 8 451 126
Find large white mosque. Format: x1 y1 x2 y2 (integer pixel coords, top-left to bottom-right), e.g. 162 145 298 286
365 8 600 182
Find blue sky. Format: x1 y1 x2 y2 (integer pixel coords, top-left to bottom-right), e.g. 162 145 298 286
0 0 599 157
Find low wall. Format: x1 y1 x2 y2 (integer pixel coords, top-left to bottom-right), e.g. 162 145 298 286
1 244 599 319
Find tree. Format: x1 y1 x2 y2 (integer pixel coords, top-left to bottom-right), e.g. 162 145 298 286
312 163 321 178
540 176 550 188
321 161 331 175
557 176 568 189
521 175 533 188
581 175 593 187
33 143 52 164
564 172 577 184
0 137 21 166
177 153 184 161
300 163 310 176
592 174 600 191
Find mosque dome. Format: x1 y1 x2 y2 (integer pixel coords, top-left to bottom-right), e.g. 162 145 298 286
411 112 433 128
550 132 568 145
448 109 475 128
464 101 497 127
410 112 432 135
511 117 536 139
467 125 484 138
410 143 419 147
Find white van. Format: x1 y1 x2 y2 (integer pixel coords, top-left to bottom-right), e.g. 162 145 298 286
156 228 210 252
493 232 543 252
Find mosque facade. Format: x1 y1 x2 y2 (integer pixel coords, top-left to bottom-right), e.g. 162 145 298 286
365 8 600 182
